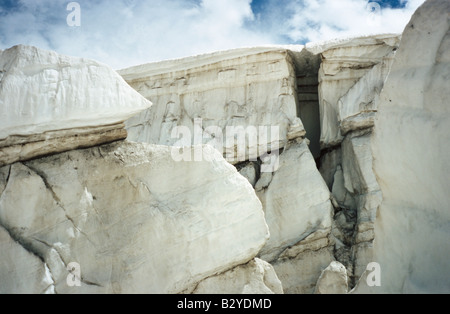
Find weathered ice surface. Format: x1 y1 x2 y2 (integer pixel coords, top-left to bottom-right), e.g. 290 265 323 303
119 47 305 164
310 34 400 148
312 34 401 286
187 258 283 294
0 45 152 167
314 261 349 294
272 239 334 294
120 46 336 294
332 119 382 284
0 141 269 294
255 140 334 293
342 130 381 230
257 140 333 262
357 0 450 293
0 225 54 294
2 0 447 295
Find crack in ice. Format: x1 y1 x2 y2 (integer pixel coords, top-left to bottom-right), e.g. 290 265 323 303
24 163 96 247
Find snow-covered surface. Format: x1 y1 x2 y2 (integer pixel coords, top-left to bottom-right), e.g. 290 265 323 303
119 45 304 78
306 33 400 55
0 45 152 140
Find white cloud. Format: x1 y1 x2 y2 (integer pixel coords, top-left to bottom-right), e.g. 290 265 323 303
0 0 426 69
280 0 426 43
0 0 271 69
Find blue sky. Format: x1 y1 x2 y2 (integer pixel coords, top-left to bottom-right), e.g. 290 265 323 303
0 0 425 69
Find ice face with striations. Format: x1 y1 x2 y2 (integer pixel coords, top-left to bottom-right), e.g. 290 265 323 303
308 34 400 149
0 142 269 294
356 0 450 293
119 46 306 164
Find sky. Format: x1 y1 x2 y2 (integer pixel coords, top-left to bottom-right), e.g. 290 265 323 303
0 0 426 69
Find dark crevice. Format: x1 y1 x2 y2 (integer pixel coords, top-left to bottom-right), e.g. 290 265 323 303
32 237 55 251
319 143 342 157
315 140 361 288
315 145 342 183
0 165 12 198
296 45 361 287
80 278 103 288
332 199 358 281
314 155 322 170
5 164 11 187
235 160 261 185
0 223 46 263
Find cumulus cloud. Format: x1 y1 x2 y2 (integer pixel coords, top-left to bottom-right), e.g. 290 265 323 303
0 0 426 69
0 0 270 68
251 0 427 43
278 0 427 43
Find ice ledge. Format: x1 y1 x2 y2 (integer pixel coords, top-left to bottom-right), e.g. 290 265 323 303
0 45 152 166
118 45 305 79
